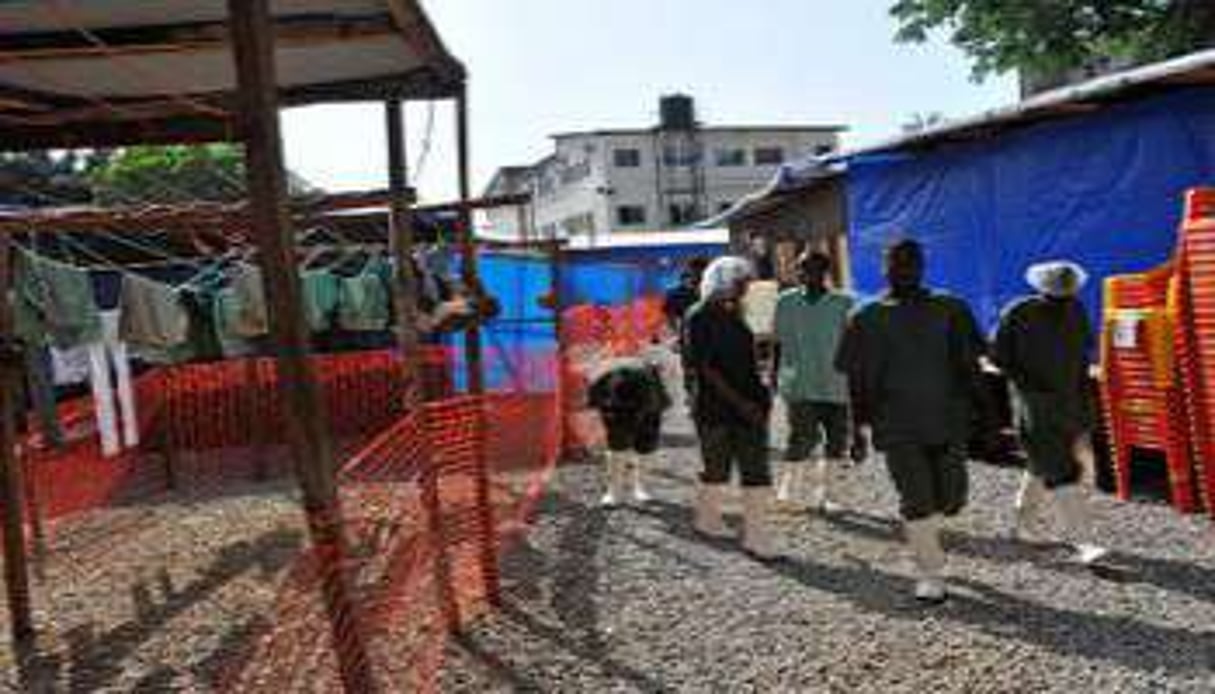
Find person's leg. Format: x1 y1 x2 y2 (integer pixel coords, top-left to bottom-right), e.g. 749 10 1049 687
738 423 777 558
599 414 633 507
809 402 850 513
777 401 814 507
695 421 733 537
1045 432 1107 563
630 412 663 503
1013 470 1048 541
1027 425 1106 563
885 443 946 603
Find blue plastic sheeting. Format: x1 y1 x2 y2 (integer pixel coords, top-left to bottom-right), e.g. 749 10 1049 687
443 242 727 391
557 243 726 305
846 88 1215 333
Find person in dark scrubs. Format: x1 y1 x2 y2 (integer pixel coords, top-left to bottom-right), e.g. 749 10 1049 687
835 239 984 603
993 260 1108 565
587 355 672 506
684 256 777 558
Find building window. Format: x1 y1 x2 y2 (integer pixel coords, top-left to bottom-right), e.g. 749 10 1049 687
754 146 785 165
715 148 746 167
613 148 641 168
668 202 698 226
662 142 701 166
563 212 596 236
616 205 647 227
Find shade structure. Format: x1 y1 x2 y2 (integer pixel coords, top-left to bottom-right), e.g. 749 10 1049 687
0 0 465 150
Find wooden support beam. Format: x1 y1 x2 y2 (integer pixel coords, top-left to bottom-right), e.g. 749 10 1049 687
0 233 34 645
384 100 421 403
454 86 501 607
227 1 376 691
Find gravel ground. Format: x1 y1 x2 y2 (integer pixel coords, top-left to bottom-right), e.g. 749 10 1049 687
0 478 306 693
442 383 1215 692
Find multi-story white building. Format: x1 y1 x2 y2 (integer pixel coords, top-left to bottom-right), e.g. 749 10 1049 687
483 96 844 244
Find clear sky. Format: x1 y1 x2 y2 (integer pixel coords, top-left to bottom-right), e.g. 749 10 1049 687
280 0 1017 203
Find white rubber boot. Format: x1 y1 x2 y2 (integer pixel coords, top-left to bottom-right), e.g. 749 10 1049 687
599 451 626 507
905 515 947 603
1013 471 1047 543
742 487 778 559
1054 484 1109 564
809 458 842 514
630 453 652 503
774 462 806 511
694 483 732 538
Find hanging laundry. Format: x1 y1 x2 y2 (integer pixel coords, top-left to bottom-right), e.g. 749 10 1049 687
213 262 269 356
337 257 391 332
301 268 341 332
118 273 190 350
23 345 64 449
14 249 102 348
52 311 138 457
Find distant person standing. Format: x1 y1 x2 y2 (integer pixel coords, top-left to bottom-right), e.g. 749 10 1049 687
684 256 777 558
664 256 709 335
772 250 854 513
993 260 1108 565
835 239 985 603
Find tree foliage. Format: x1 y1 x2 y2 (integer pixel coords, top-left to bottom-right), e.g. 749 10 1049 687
890 0 1215 81
87 143 246 206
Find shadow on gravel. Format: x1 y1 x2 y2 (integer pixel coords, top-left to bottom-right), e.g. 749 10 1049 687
455 493 674 692
827 509 1215 605
765 550 1215 675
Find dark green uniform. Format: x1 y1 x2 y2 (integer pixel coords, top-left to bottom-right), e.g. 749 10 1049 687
993 295 1093 489
684 299 772 487
835 289 983 520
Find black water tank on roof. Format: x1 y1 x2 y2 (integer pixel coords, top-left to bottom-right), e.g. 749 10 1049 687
659 94 696 131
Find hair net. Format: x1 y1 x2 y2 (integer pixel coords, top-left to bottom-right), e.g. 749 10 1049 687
1025 260 1088 298
699 256 754 300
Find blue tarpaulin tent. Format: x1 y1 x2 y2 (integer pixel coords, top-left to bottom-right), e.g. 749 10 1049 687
846 87 1215 332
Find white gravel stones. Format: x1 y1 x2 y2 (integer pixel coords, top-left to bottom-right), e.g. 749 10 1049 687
443 406 1215 693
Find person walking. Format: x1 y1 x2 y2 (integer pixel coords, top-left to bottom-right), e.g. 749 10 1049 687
835 239 985 603
684 256 777 558
992 260 1108 565
772 250 854 513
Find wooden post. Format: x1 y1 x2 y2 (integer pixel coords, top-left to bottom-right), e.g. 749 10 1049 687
227 2 376 690
385 100 422 408
0 234 33 644
454 86 501 605
455 89 484 394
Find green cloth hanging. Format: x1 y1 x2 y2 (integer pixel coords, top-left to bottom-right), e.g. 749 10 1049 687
13 249 102 348
301 269 341 332
337 258 391 332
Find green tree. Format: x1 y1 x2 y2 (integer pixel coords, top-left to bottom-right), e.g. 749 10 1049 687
890 0 1215 82
88 143 246 205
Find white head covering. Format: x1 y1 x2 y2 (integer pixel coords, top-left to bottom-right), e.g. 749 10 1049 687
699 256 754 300
1025 260 1088 298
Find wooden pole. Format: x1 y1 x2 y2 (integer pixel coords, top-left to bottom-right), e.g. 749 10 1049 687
0 234 33 644
227 2 376 690
384 99 422 407
454 86 501 605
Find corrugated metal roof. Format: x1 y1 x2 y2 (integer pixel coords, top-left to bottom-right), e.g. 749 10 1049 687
0 0 464 149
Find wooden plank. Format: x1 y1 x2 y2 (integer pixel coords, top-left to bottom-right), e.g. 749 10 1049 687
227 1 376 690
0 233 34 644
384 99 422 405
454 87 502 607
